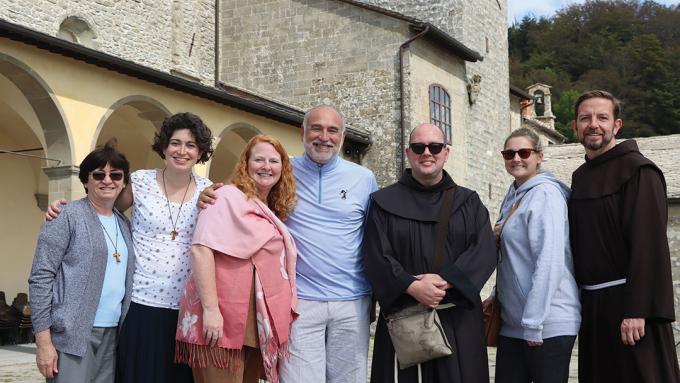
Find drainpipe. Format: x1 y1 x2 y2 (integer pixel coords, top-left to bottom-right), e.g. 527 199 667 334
214 0 220 87
398 25 429 173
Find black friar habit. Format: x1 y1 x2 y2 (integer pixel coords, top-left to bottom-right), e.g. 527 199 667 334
363 170 496 383
569 140 680 383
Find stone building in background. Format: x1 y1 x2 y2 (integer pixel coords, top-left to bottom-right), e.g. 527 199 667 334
516 83 565 146
219 0 512 207
0 0 514 299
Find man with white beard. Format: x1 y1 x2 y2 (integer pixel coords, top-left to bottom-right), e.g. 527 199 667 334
276 105 377 382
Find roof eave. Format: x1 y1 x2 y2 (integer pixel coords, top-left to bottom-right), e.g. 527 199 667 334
0 18 301 126
510 84 532 99
411 23 483 62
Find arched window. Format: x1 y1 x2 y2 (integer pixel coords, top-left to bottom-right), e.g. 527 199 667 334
57 16 96 49
429 84 452 144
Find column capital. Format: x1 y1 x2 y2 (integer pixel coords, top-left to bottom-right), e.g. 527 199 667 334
42 165 79 179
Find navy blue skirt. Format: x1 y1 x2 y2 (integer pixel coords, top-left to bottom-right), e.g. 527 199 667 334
116 302 193 383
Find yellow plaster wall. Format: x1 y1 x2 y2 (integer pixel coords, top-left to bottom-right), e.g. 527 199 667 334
0 37 303 300
0 38 303 175
404 41 468 185
0 130 44 300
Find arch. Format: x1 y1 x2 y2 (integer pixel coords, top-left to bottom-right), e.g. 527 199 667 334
220 122 262 141
533 90 546 117
57 15 98 49
93 95 172 171
208 122 261 183
0 53 71 302
0 52 72 165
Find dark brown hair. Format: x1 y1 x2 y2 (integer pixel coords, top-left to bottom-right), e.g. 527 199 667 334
151 112 214 163
573 90 622 120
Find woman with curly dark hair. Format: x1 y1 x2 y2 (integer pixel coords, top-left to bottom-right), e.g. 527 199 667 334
47 112 215 383
175 134 298 383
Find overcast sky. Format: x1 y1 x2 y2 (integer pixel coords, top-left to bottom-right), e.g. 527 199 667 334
507 0 680 25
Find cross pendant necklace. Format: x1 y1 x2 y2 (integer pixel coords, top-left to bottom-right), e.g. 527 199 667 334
162 168 193 241
95 210 121 263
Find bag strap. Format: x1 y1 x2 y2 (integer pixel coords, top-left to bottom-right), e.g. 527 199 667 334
497 200 520 262
494 199 521 296
432 188 455 273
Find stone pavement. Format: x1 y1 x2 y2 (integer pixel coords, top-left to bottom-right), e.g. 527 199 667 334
0 344 41 382
0 343 580 383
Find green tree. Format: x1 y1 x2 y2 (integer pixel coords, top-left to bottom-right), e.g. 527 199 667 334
509 0 680 138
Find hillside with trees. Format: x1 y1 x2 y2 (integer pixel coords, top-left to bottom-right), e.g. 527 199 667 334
509 0 680 141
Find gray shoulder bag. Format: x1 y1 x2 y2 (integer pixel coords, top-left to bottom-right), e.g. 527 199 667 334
384 187 455 369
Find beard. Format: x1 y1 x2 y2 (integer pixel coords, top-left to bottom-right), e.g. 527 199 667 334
580 130 614 151
304 139 339 164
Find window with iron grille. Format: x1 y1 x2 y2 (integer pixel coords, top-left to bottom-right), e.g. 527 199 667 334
429 84 452 144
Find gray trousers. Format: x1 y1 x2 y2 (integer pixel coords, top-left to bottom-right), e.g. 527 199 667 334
48 327 117 383
279 297 371 383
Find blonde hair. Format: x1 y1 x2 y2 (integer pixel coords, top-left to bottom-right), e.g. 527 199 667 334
231 135 297 220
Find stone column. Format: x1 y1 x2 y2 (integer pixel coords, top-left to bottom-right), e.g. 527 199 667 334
42 165 84 202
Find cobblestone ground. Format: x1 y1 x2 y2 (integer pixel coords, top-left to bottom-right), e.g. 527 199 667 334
0 344 42 383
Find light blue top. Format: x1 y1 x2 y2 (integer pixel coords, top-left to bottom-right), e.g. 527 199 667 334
93 214 129 327
496 171 581 342
287 154 378 300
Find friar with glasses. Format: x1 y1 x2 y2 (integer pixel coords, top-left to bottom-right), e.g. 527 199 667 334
363 123 496 383
568 90 680 382
29 140 135 382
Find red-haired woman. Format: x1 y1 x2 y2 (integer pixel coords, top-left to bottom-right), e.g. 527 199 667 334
175 134 298 383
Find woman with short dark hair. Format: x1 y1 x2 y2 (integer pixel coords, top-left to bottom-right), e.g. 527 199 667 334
47 112 215 382
30 140 135 382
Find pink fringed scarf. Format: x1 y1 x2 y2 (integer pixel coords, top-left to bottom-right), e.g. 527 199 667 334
175 185 297 383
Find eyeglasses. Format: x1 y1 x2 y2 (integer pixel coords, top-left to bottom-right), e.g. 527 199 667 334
409 143 446 155
91 170 124 181
500 148 539 160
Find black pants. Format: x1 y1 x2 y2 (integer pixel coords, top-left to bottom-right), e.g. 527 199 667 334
495 335 576 383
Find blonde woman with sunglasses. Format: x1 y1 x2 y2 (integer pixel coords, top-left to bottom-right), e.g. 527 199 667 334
483 128 581 383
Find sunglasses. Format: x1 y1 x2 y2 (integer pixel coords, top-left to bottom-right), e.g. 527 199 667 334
409 143 446 155
500 148 538 160
91 170 125 181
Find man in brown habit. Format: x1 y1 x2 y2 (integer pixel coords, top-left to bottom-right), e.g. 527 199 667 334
569 90 680 382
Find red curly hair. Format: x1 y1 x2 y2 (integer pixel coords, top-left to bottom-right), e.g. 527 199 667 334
231 135 297 220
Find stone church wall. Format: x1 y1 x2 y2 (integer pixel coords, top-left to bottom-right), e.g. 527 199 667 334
0 0 216 84
219 0 511 204
358 0 511 213
220 0 412 186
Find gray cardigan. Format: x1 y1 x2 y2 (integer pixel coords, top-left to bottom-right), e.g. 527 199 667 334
29 198 135 357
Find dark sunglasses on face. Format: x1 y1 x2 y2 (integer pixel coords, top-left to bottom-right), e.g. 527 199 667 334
501 148 538 160
409 142 446 155
91 170 124 181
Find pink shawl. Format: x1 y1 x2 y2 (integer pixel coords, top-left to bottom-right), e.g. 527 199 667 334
175 185 297 383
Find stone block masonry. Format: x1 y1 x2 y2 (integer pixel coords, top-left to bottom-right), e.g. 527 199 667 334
0 0 216 84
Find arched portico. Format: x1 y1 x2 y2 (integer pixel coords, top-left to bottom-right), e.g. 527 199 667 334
94 96 171 171
0 53 71 299
208 122 261 183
